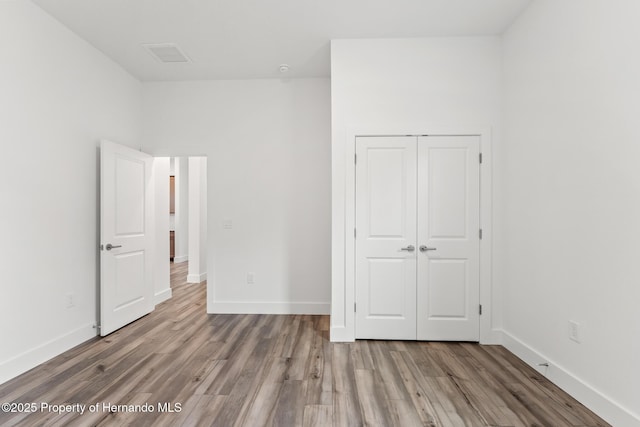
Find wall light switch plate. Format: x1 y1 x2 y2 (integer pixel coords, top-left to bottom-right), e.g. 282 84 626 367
568 320 581 343
66 292 75 309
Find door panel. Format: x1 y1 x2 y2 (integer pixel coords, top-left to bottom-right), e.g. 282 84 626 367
115 156 146 234
368 149 407 237
114 251 146 309
427 259 468 317
355 136 417 340
428 148 469 238
417 136 480 341
367 259 409 316
101 140 154 337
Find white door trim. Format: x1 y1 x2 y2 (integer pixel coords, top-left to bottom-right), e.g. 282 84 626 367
331 124 497 344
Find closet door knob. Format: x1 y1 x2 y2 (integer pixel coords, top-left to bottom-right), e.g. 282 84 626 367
400 245 415 252
420 245 436 252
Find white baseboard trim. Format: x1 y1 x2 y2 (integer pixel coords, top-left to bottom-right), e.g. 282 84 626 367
480 328 503 345
187 272 207 283
173 255 188 263
208 301 330 315
0 322 96 385
330 325 355 342
501 330 640 427
154 288 172 305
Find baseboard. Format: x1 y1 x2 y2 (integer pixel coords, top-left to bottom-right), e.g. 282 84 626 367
480 328 503 345
501 330 640 427
154 288 172 305
0 322 96 385
187 272 206 283
208 301 330 315
173 255 188 263
330 325 355 342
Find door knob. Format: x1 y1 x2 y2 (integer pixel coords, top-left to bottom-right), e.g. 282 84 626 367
420 245 437 252
400 245 415 252
105 243 122 251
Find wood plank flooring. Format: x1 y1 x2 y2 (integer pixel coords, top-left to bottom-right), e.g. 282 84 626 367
0 262 609 426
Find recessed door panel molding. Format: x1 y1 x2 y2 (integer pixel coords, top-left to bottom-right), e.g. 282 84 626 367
114 251 146 310
115 155 146 236
355 135 480 342
355 136 417 340
427 147 469 239
367 258 408 317
427 259 468 318
367 148 408 238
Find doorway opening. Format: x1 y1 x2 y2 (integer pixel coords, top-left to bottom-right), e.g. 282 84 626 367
167 156 208 285
99 141 209 338
153 155 208 306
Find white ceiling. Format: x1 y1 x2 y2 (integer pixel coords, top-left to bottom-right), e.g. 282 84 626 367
31 0 531 82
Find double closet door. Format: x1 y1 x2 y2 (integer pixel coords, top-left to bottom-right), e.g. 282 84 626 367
355 136 480 341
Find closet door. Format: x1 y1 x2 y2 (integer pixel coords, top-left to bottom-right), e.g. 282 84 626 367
355 136 418 340
416 136 480 341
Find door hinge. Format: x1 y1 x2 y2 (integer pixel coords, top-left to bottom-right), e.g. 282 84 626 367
479 153 483 164
355 153 357 164
479 305 483 315
354 228 356 238
479 229 483 240
354 302 357 312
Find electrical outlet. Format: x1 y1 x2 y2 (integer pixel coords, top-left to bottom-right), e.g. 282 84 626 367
246 272 255 284
568 320 581 343
66 292 75 309
223 220 233 229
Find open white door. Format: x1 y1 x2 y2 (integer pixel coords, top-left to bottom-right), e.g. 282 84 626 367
100 140 154 336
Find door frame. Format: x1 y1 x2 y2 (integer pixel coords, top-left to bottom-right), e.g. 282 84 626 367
332 125 497 344
145 150 210 306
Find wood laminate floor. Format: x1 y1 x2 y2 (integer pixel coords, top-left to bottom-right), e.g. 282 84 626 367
0 262 609 426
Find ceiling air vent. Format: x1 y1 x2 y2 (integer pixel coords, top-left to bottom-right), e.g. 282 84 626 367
143 43 191 63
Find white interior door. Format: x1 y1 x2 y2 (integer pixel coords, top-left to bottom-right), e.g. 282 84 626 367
355 136 417 340
417 136 480 341
100 140 154 336
354 135 480 341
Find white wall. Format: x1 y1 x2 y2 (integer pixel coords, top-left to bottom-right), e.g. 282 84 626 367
142 79 331 313
501 1 640 425
187 157 207 283
0 1 141 383
169 158 176 233
153 157 171 304
174 157 189 263
330 38 502 341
